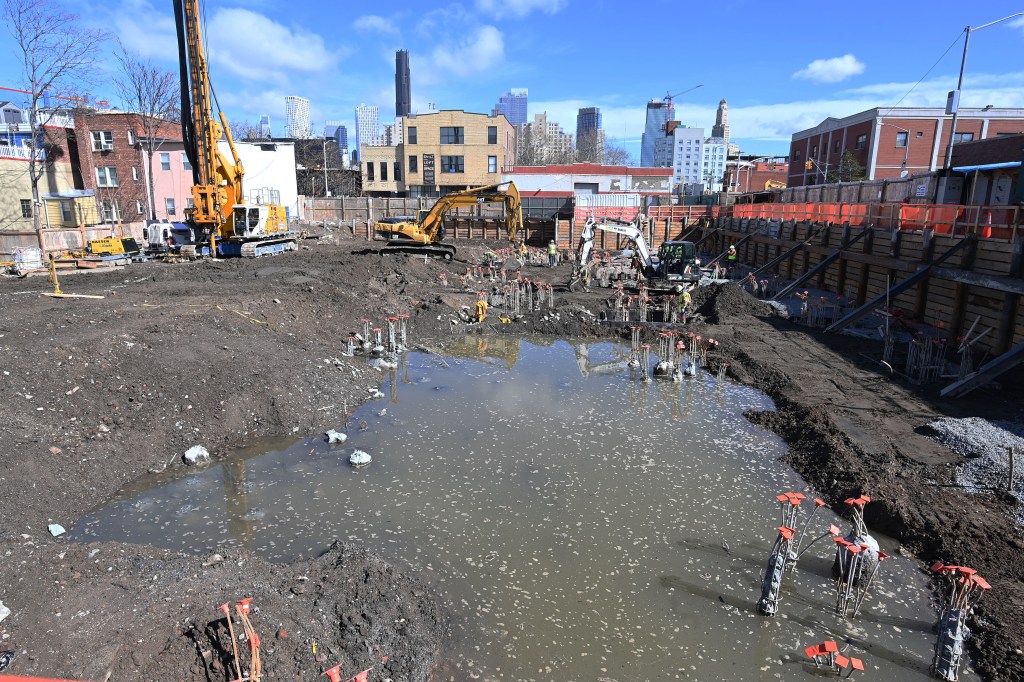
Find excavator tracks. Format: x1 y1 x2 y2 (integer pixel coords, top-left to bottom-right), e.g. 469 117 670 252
378 240 456 260
237 237 299 258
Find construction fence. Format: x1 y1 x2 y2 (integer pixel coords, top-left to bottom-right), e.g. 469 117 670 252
0 222 144 258
732 202 1023 240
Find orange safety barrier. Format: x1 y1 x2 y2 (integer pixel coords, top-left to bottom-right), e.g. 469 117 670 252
723 201 1020 239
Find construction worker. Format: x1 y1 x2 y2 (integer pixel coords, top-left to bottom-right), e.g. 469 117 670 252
678 285 692 312
547 240 557 268
727 244 737 277
475 297 488 323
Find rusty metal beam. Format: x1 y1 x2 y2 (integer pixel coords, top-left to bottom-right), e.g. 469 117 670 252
771 228 870 301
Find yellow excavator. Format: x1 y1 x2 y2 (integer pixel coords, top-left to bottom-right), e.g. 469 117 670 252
373 181 523 260
172 0 297 258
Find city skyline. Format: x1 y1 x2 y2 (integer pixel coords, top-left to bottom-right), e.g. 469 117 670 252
2 0 1022 160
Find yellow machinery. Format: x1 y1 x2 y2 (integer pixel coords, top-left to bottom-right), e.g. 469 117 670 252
764 179 786 190
88 237 140 256
374 181 523 260
173 0 296 258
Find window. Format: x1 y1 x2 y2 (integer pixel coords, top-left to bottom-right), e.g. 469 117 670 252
953 132 974 143
96 166 119 187
794 149 802 161
182 154 192 170
136 200 144 215
407 126 417 144
440 126 464 144
408 155 418 173
394 162 402 181
380 161 388 182
132 166 140 181
20 198 32 218
895 131 909 148
100 200 118 223
487 126 497 144
160 152 170 170
855 134 867 150
488 155 497 173
366 162 374 181
165 198 176 216
186 197 195 210
834 140 841 152
812 145 817 157
91 131 113 151
440 155 464 173
127 131 135 146
60 201 72 222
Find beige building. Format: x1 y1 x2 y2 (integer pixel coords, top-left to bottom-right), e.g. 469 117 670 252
0 138 79 232
361 110 515 196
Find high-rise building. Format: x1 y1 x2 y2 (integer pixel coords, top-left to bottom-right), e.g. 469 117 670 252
640 99 674 167
575 107 604 162
354 103 379 157
700 138 728 192
395 50 412 117
518 112 573 164
492 88 528 126
324 121 348 158
285 96 310 138
670 125 705 193
712 99 730 144
259 114 271 138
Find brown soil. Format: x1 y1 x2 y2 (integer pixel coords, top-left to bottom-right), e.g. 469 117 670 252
0 233 1022 681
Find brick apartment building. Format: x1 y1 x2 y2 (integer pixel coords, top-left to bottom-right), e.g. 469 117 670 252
788 107 1024 187
361 110 516 197
72 111 182 224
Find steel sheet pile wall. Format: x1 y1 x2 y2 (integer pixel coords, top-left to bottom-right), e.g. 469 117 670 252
698 217 1024 355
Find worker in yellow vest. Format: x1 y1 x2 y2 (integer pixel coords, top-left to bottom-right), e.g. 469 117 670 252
548 240 557 268
727 244 737 278
475 298 488 323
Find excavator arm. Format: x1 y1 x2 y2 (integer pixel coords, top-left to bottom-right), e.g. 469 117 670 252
374 181 523 259
574 214 653 271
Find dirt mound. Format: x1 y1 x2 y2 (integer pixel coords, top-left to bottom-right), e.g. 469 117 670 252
692 282 774 324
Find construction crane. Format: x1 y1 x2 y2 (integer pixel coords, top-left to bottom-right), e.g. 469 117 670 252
172 0 297 258
373 181 523 260
663 84 703 108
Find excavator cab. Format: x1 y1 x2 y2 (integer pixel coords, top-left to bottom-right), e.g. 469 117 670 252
653 241 700 285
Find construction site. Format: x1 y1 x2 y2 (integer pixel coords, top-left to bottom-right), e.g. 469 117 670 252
0 194 1022 681
2 0 1024 680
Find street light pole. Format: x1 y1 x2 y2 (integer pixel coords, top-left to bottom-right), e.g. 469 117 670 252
943 12 1024 168
322 139 331 197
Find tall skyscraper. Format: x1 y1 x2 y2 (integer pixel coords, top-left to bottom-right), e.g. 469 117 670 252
640 99 674 167
492 88 528 126
259 114 271 138
712 99 730 143
395 50 412 117
285 96 310 138
324 120 348 158
575 107 604 162
354 104 379 161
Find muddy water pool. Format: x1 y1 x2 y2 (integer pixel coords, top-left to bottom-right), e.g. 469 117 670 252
73 338 974 681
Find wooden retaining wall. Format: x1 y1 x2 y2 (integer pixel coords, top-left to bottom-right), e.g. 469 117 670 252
697 217 1024 356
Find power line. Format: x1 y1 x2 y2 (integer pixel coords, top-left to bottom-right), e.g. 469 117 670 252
883 31 964 115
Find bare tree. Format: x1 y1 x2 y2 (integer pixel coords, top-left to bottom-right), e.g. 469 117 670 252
113 43 180 221
229 119 265 141
4 0 107 250
603 142 634 166
575 129 605 164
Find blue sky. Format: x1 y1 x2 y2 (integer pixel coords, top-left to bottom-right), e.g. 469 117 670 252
3 0 1024 160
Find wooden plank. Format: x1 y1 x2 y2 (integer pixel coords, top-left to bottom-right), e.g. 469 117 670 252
941 340 1024 397
772 228 870 301
826 237 971 333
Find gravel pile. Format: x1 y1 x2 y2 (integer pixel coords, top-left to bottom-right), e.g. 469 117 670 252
925 416 1024 529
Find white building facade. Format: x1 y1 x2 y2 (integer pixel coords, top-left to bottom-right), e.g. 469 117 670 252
354 104 380 158
671 126 705 194
701 137 727 192
284 96 310 139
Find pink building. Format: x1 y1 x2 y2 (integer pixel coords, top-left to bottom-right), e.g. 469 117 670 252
143 140 194 222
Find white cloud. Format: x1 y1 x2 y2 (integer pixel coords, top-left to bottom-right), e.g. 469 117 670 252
1012 16 1024 32
475 0 567 18
431 25 504 77
112 0 178 63
206 8 337 82
353 15 398 34
793 54 865 84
